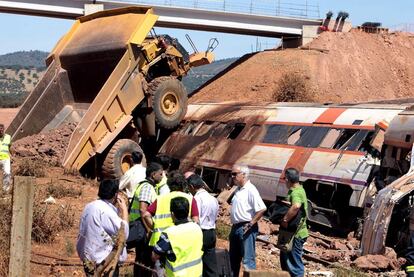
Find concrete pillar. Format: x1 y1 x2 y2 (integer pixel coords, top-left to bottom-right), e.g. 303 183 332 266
8 176 35 277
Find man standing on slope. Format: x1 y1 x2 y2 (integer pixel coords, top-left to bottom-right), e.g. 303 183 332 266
0 123 12 192
229 165 266 277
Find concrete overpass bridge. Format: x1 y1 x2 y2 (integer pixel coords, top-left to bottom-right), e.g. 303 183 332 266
0 0 323 39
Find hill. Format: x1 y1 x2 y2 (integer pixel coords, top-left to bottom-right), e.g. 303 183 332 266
0 49 237 108
190 30 414 104
0 50 48 69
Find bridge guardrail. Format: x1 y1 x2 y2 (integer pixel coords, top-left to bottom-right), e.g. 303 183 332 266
122 0 320 19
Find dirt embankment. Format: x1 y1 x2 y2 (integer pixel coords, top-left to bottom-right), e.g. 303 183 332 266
191 30 414 104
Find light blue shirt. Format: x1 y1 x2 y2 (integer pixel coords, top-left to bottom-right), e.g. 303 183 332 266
76 199 129 264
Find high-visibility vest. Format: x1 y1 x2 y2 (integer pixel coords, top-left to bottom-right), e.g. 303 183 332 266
149 191 193 246
164 222 203 277
155 175 168 195
407 265 414 273
0 134 11 160
129 180 156 222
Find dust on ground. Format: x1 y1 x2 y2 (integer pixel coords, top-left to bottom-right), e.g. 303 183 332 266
191 30 414 104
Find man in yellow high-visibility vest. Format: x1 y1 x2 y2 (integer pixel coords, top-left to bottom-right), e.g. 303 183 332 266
151 196 203 277
0 124 11 192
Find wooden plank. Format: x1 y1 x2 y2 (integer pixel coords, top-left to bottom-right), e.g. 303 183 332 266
244 270 290 277
8 176 35 277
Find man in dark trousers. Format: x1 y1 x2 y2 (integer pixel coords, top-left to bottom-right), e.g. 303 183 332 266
188 173 219 277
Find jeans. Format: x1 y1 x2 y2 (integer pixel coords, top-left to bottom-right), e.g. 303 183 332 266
229 222 258 277
202 229 218 277
280 237 307 277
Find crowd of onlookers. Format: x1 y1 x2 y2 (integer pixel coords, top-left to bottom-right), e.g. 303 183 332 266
76 151 309 277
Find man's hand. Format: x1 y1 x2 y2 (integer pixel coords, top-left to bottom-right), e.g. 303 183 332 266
243 223 252 235
117 194 128 221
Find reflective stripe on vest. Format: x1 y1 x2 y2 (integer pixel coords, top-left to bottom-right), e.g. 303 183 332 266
0 134 11 160
407 265 414 272
164 222 203 277
129 181 156 222
149 191 193 246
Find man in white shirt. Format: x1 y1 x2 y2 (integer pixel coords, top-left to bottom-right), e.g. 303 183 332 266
77 179 129 277
188 174 219 277
119 151 146 200
229 165 266 277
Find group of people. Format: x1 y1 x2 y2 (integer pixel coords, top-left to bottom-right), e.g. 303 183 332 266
76 153 221 277
76 148 309 277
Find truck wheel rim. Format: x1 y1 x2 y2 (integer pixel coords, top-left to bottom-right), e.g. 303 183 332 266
121 154 132 173
161 92 179 116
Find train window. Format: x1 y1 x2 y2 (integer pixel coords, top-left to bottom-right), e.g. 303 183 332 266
320 129 341 148
242 124 264 141
211 123 228 137
183 121 198 135
287 128 302 145
333 129 358 149
344 130 370 150
262 125 290 144
295 127 330 148
194 121 215 136
227 123 246 140
353 120 363 125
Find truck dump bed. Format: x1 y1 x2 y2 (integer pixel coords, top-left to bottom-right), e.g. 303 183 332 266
7 7 158 171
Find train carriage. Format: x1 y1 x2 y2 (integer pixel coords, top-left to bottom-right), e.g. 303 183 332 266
160 101 407 233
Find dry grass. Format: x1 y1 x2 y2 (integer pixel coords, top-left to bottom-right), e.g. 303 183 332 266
216 221 232 240
32 201 76 243
334 267 370 277
273 73 313 102
0 198 12 276
46 183 82 199
15 158 45 177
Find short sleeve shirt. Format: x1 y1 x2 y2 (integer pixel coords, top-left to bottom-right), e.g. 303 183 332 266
288 185 308 239
230 181 266 224
138 183 157 205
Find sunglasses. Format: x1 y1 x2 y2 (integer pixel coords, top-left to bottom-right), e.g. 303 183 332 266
231 172 241 177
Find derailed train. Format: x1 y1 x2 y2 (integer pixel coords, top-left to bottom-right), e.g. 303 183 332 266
159 100 414 255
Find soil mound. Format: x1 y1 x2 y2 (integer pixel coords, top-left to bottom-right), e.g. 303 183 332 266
11 123 76 165
190 30 414 103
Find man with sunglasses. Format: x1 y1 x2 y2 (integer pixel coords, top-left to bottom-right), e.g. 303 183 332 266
228 165 266 277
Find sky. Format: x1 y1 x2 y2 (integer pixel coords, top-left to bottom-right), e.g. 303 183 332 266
0 0 413 60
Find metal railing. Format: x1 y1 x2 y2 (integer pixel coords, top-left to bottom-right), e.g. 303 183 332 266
119 0 320 19
390 23 414 32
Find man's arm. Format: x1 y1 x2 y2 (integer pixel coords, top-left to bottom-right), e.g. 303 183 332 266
139 202 151 232
281 203 301 226
142 211 154 230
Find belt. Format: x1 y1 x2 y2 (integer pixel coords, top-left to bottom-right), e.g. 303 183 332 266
233 221 250 228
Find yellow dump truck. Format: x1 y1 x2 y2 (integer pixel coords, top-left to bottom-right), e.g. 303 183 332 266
6 7 215 178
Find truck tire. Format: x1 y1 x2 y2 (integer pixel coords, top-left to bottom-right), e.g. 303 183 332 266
101 139 146 179
150 77 188 129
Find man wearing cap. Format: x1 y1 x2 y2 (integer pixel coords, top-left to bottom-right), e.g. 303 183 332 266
0 123 12 192
229 164 266 277
77 179 129 277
